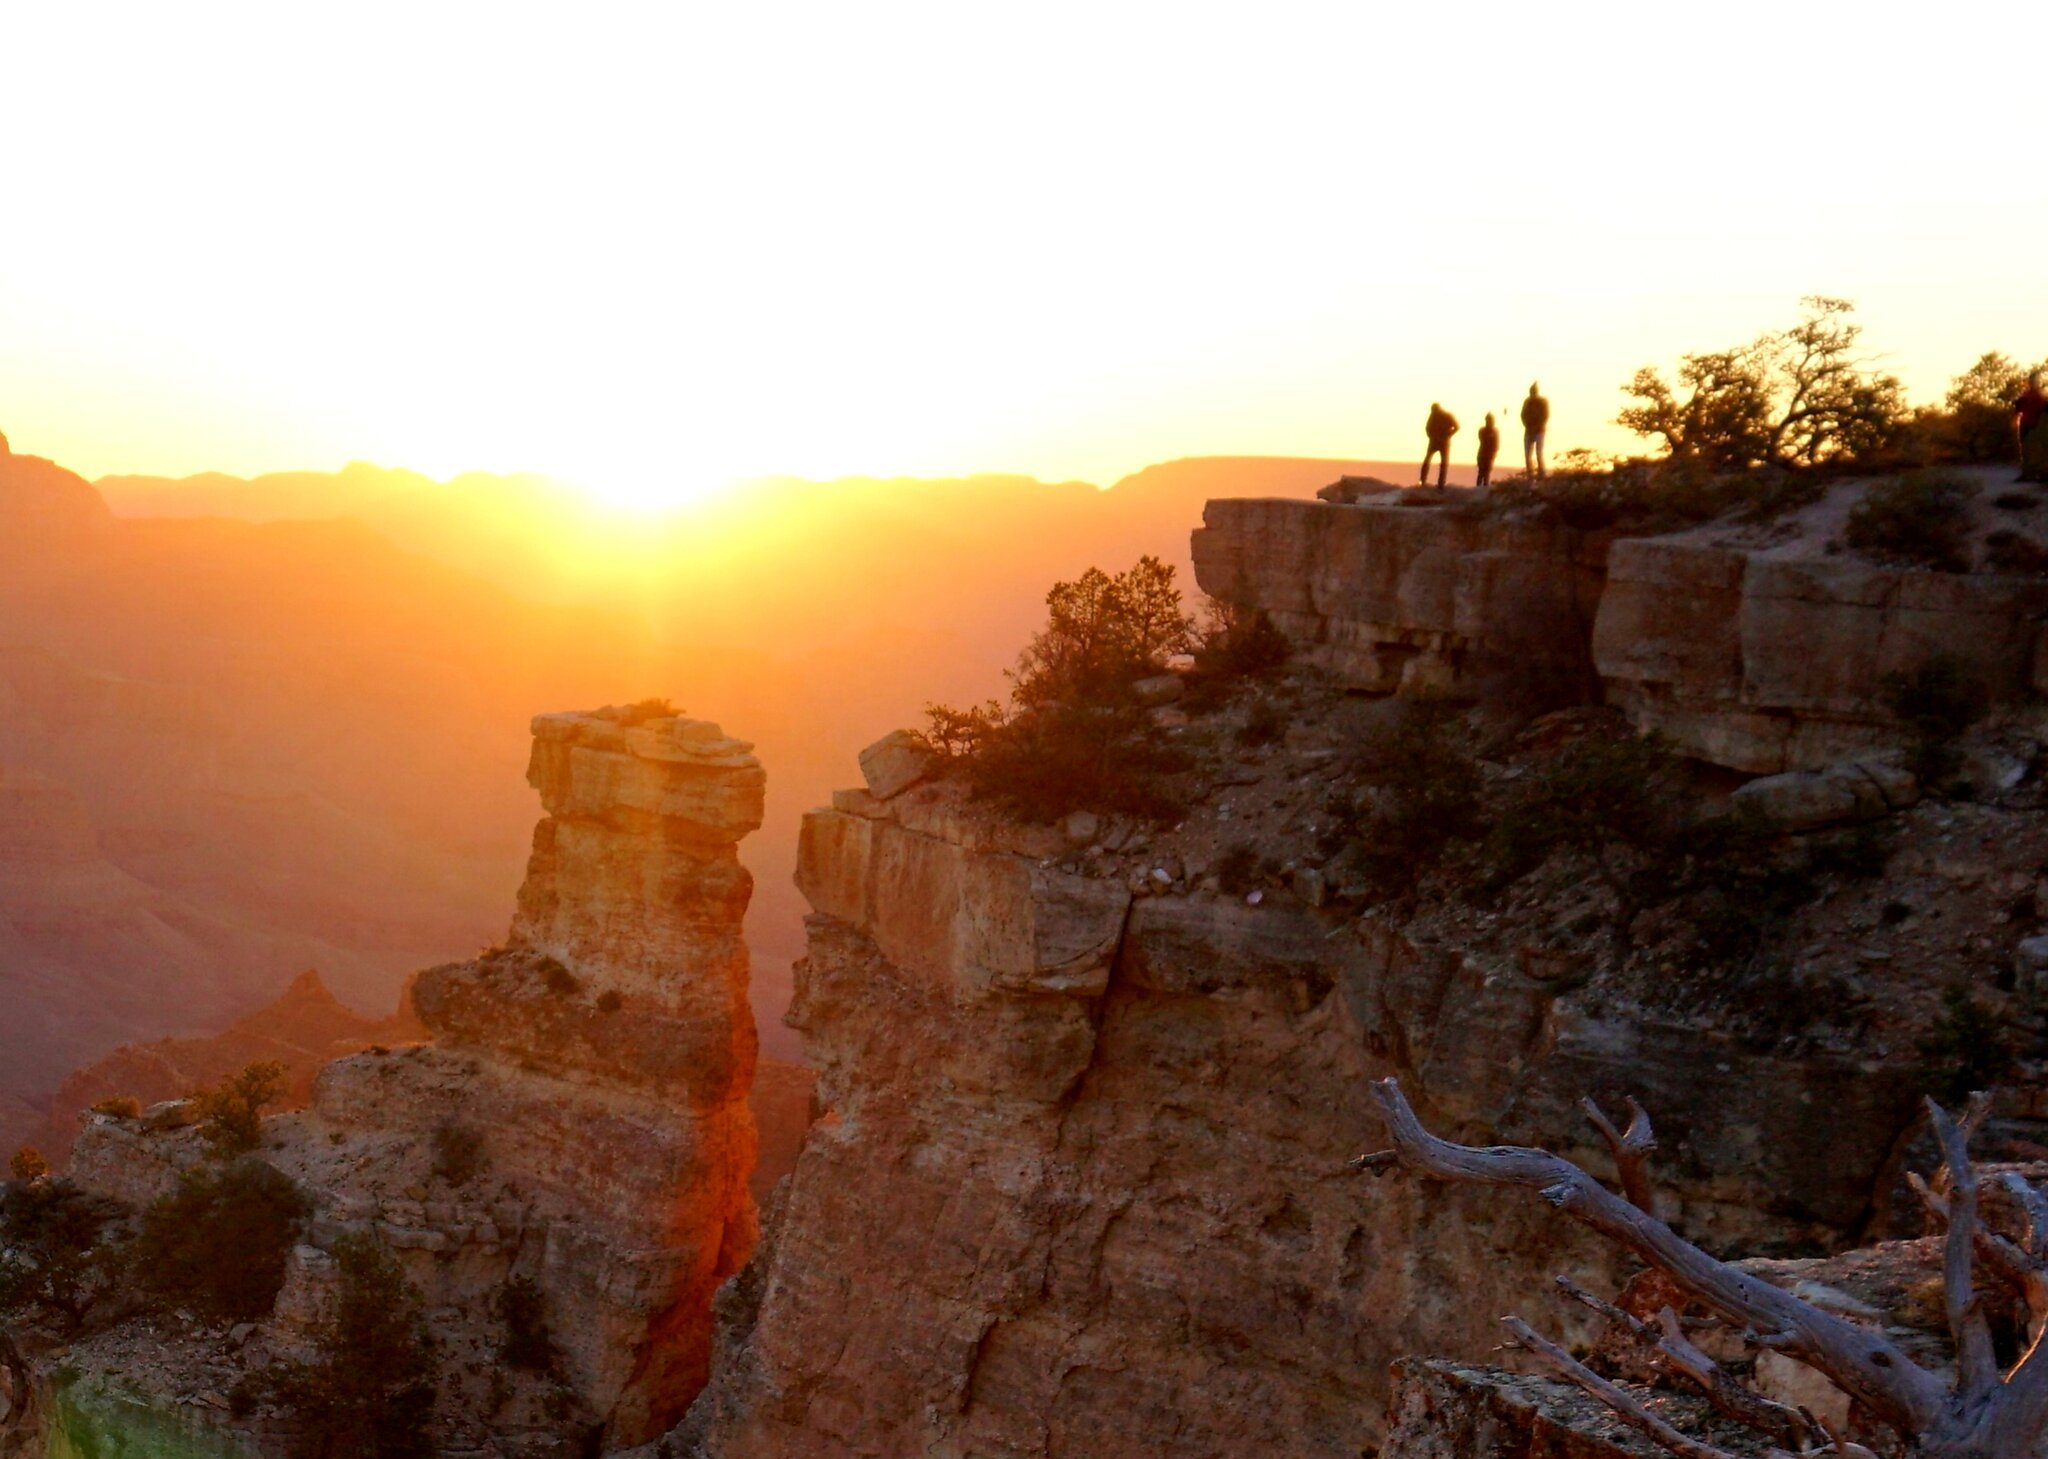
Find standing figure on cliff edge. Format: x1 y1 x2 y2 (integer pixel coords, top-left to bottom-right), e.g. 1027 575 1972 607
1420 403 1459 487
2017 369 2048 483
1474 412 1500 488
1521 382 1549 479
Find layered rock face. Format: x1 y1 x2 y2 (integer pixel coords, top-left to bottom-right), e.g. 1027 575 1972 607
366 709 764 1443
60 708 767 1452
1193 475 2048 772
1596 535 2048 772
1191 493 1606 698
676 759 1962 1458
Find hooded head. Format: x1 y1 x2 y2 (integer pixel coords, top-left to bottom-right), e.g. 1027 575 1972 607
1529 382 1541 395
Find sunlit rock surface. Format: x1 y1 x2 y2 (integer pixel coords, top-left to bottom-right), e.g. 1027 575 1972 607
671 757 1964 1458
61 707 767 1452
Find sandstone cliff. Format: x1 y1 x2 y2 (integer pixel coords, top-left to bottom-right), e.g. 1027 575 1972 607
1192 470 2048 771
47 706 767 1454
675 463 2048 1455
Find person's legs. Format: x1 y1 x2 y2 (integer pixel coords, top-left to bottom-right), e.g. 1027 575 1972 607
1535 432 1546 479
1436 449 1448 488
1419 447 1432 484
1524 433 1535 475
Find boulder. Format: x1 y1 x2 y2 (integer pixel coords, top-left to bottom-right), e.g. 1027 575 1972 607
858 730 933 801
1732 770 1862 831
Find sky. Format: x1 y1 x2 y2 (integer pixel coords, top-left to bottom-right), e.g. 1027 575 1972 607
2 1 2042 508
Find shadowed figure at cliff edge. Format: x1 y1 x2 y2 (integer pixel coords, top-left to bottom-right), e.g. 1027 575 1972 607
1420 403 1458 487
1521 382 1549 478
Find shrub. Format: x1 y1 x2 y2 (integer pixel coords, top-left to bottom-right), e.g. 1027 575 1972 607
950 702 1190 823
259 1235 437 1458
1939 353 2048 462
616 697 679 725
1984 529 2048 575
1339 707 1484 895
1009 556 1193 709
90 1096 142 1120
1844 470 1975 572
596 989 624 1014
429 1124 485 1187
497 1276 556 1372
192 1062 289 1157
1214 844 1264 897
1919 984 2014 1103
920 700 1004 759
9 1147 48 1183
927 558 1200 824
1191 598 1289 683
0 1177 124 1327
1883 655 1987 785
133 1159 309 1322
538 958 582 998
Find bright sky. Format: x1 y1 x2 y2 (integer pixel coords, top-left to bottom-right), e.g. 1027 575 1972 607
1 2 2040 508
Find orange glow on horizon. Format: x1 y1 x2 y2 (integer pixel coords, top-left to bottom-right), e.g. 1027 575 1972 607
1 3 2041 502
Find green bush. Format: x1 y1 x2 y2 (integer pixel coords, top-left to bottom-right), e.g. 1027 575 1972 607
1919 984 2014 1103
1190 598 1289 683
1337 708 1484 896
1984 529 2048 576
925 558 1203 824
90 1096 142 1120
133 1159 308 1322
1844 470 1975 572
0 1178 124 1328
259 1235 437 1458
192 1062 289 1158
949 702 1190 823
497 1276 556 1372
1883 655 1987 785
429 1124 485 1187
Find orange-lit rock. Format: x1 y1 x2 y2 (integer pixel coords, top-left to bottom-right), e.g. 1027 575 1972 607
65 706 766 1451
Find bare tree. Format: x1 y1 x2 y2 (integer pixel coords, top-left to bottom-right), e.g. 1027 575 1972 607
1358 1077 2048 1459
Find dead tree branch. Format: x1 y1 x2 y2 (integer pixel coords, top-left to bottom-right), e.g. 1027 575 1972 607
1503 1315 1747 1459
1362 1077 1947 1435
1929 1098 2002 1403
1583 1095 1658 1215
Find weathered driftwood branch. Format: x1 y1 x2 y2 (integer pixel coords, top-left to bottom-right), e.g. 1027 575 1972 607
1362 1077 1947 1435
1583 1095 1658 1215
1554 1274 1813 1450
1363 1077 2048 1457
1929 1099 2000 1403
1503 1314 1748 1459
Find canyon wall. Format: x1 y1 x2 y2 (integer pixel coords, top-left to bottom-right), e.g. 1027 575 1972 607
1192 478 2048 771
675 769 1948 1457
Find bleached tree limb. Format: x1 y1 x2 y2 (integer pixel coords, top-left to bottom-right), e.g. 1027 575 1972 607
1929 1098 2001 1404
1362 1077 1948 1436
1502 1315 1749 1459
1994 1170 2048 1257
1550 1276 1814 1450
1583 1095 1658 1215
1909 1168 2048 1336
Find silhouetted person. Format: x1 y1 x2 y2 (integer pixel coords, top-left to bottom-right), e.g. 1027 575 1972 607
1521 383 1549 478
2018 370 2048 483
1421 403 1458 487
1475 413 1500 488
